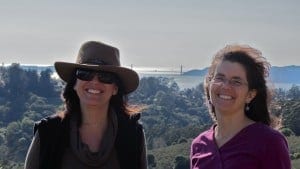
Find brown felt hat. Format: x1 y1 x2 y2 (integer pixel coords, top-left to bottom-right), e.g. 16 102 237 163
54 41 139 94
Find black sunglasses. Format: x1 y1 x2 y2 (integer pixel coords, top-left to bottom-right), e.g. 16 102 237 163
75 69 119 84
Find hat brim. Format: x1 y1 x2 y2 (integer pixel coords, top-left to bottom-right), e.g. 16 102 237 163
54 62 139 94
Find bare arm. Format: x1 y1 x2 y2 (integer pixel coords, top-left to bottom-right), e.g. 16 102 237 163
24 131 40 169
140 130 148 169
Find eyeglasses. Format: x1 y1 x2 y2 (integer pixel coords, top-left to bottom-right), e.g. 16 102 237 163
211 75 248 87
75 69 118 84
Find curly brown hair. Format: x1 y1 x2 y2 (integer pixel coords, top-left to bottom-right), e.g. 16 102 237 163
204 44 273 126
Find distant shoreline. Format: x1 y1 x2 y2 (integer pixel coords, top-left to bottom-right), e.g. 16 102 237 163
3 64 300 85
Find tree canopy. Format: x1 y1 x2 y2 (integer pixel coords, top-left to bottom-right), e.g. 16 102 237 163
0 64 299 168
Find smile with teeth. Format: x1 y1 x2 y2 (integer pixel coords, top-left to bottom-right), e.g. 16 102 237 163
218 94 233 100
86 89 103 94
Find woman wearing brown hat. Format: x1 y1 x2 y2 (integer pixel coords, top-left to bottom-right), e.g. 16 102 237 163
24 41 147 169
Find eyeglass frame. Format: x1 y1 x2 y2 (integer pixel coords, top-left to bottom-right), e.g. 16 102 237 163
210 74 248 87
75 68 119 84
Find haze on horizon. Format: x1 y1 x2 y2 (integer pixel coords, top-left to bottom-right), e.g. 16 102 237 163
0 0 299 71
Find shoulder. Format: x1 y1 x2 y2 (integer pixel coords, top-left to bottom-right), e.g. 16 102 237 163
190 126 215 157
117 112 142 128
251 124 292 168
122 112 141 121
35 115 63 125
191 126 214 153
115 112 144 148
192 126 214 145
248 123 289 154
34 115 59 132
34 114 69 135
251 123 287 143
264 127 288 148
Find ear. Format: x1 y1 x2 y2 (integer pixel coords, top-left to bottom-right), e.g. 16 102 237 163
246 89 257 103
73 81 78 91
113 85 118 95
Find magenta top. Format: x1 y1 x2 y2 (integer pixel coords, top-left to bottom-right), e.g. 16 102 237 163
190 123 291 169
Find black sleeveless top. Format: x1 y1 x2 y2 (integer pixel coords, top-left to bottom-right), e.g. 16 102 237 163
34 112 144 169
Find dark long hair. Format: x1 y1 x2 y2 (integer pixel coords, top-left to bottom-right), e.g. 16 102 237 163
204 44 272 126
59 70 130 125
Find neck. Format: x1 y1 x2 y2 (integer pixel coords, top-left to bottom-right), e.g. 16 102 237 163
79 105 111 152
214 111 254 147
80 104 110 125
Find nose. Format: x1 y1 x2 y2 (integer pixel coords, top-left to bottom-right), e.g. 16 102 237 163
221 79 232 88
90 75 100 83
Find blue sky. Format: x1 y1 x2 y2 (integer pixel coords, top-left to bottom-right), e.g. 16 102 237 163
0 0 299 71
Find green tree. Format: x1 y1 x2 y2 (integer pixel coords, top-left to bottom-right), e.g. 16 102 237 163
37 69 56 97
0 65 7 97
147 154 156 168
131 77 175 104
4 63 28 99
287 85 300 100
280 127 295 137
25 69 39 93
6 122 23 161
173 155 189 169
282 101 300 135
4 64 29 122
5 118 34 163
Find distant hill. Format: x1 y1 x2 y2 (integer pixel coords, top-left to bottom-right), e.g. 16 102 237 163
15 64 300 84
269 66 300 83
183 67 208 76
20 65 55 73
183 65 300 84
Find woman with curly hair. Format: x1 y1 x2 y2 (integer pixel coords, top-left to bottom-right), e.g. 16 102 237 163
190 44 291 169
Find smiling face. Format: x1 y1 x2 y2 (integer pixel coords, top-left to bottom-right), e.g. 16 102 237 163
209 60 256 117
73 75 118 110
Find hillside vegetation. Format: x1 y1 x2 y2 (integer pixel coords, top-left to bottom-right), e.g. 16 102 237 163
0 63 300 169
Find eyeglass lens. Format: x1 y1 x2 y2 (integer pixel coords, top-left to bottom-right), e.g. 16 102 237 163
212 75 247 87
76 69 117 84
